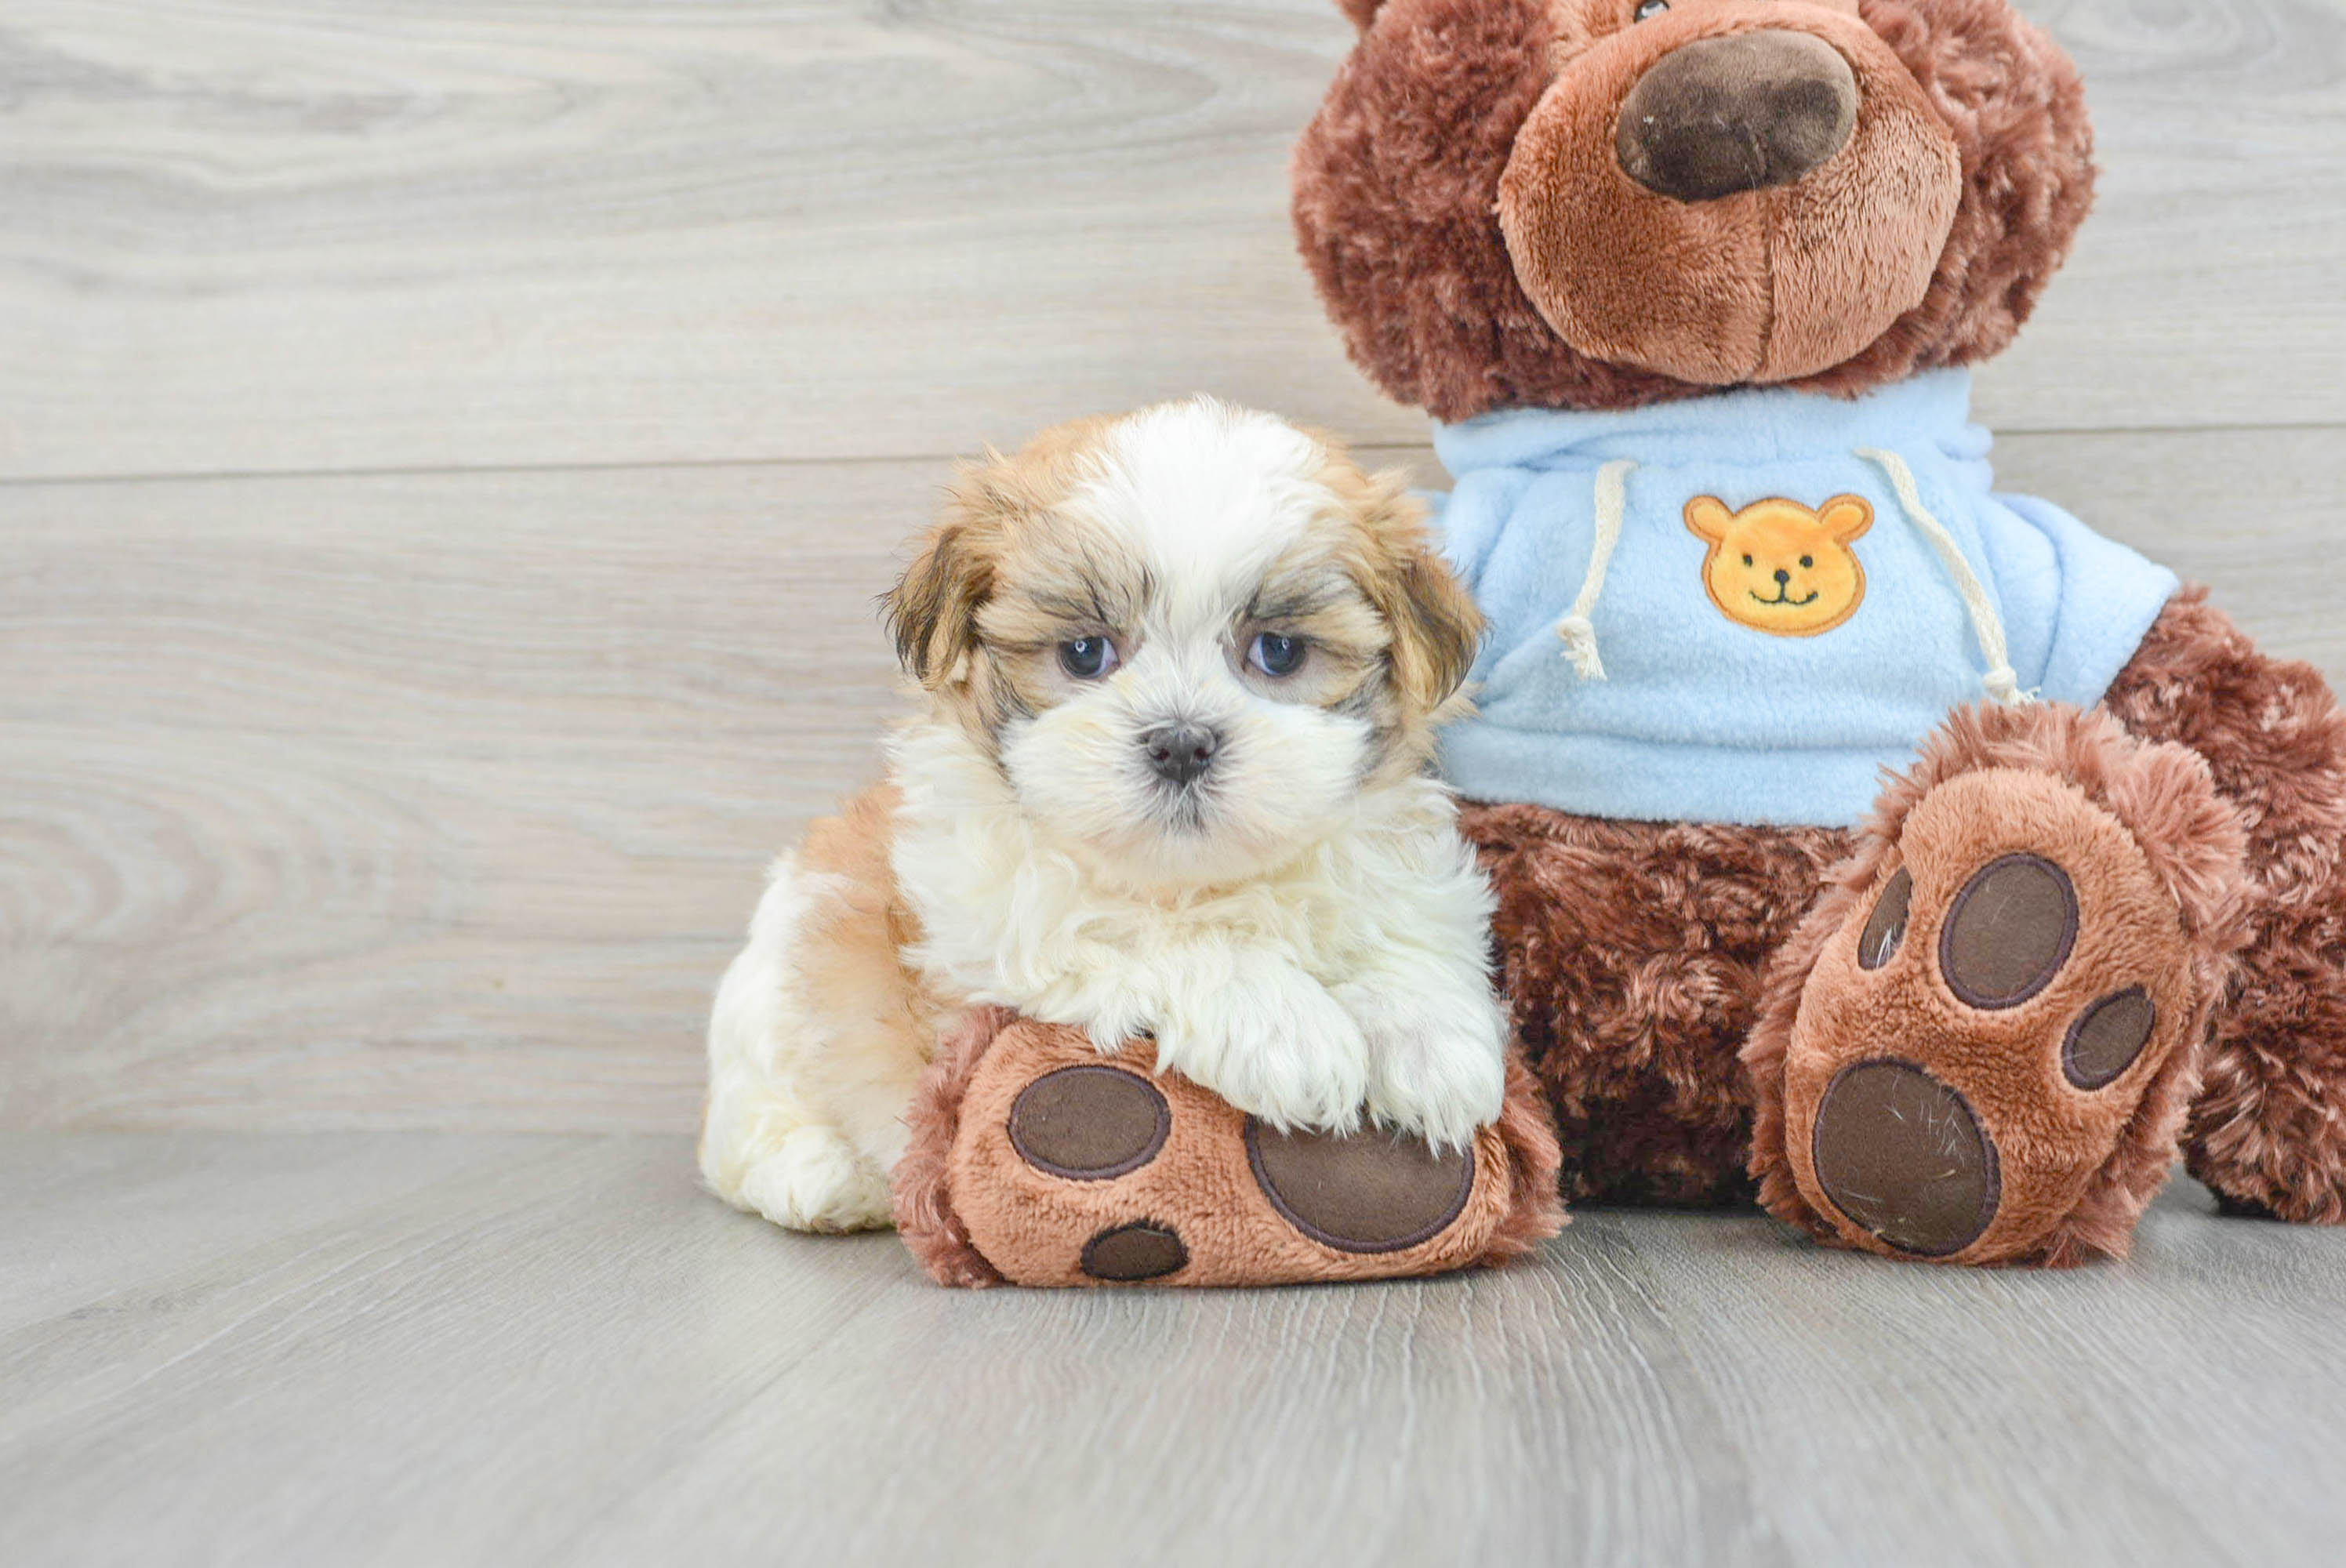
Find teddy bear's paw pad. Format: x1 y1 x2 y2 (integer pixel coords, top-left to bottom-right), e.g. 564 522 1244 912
910 1019 1560 1287
1079 1221 1188 1281
1785 768 2198 1265
1809 1059 1999 1258
1008 1066 1170 1180
1245 1121 1475 1254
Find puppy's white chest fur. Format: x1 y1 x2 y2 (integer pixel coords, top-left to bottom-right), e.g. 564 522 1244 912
887 714 1508 1144
894 719 1409 1008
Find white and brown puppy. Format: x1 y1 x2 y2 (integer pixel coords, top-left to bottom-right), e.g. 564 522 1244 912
701 397 1510 1232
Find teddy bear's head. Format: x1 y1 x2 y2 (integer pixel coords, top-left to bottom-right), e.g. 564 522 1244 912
1293 0 2093 419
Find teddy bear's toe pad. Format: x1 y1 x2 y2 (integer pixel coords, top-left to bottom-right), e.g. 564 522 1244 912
1080 1221 1189 1281
1008 1065 1170 1179
1245 1122 1476 1254
1783 768 2199 1265
895 1012 1564 1287
1809 1060 2000 1257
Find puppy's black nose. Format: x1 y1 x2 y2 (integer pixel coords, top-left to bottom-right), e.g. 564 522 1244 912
1615 30 1859 203
1775 568 1792 584
1142 722 1220 786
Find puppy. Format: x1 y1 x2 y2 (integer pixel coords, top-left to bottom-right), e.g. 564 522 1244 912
700 397 1510 1232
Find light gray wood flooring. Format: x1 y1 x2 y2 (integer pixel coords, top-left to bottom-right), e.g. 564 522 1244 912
7 2 2346 1563
6 1134 2346 1566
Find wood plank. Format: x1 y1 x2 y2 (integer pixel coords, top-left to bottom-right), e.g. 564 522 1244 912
5 1133 2346 1565
0 1133 912 1566
5 425 2343 1131
1623 1181 2346 1566
2 0 2344 481
561 1207 1792 1566
0 1131 556 1334
0 459 915 1131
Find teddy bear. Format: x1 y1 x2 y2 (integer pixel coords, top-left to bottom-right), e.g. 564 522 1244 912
1289 0 2346 1264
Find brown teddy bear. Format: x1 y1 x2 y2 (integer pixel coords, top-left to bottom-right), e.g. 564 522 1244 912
1291 0 2346 1264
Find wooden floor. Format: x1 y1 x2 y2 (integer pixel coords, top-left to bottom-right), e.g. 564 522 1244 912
2 1134 2344 1566
8 2 2346 1563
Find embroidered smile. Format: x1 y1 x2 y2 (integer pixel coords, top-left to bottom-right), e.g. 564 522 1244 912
1750 586 1821 607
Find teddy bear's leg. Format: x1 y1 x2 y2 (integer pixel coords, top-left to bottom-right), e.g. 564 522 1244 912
1458 804 1850 1206
2101 590 2346 1223
1745 702 2252 1265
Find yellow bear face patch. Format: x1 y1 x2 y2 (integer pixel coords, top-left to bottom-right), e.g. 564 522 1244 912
1683 493 1873 637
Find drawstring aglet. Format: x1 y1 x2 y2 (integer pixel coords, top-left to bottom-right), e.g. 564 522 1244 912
1556 615 1606 681
1982 666 2031 706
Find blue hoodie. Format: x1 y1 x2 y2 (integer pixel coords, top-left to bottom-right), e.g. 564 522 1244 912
1429 369 2177 828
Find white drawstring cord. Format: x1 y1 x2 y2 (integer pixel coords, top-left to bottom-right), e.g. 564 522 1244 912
1855 445 2029 706
1556 458 1636 681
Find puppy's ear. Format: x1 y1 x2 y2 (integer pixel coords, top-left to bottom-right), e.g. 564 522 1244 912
885 466 1005 688
1338 461 1483 713
1382 540 1483 713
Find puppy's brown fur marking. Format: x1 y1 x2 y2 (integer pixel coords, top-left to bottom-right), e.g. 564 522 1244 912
887 413 1479 768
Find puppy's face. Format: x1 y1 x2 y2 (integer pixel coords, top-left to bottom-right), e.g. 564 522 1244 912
886 397 1481 889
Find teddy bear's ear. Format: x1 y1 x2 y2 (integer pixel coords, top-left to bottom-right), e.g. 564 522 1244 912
1683 495 1734 544
1335 0 1389 31
1820 495 1874 543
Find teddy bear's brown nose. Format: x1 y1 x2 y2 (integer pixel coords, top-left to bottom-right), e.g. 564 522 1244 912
1615 30 1859 203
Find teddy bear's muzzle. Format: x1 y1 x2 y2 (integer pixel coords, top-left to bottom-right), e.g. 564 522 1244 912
1614 30 1858 204
1498 5 1963 387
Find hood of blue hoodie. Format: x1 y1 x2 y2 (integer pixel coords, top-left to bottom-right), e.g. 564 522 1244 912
1426 369 2178 828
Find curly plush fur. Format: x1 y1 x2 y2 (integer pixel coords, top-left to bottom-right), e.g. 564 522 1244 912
1742 702 2253 1266
1464 594 2346 1257
1462 802 1847 1207
2104 591 2346 1222
1293 0 2094 419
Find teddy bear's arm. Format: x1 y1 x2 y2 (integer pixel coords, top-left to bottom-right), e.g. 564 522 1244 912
2102 590 2346 1225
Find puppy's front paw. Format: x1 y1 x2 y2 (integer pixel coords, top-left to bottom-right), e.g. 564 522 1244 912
1346 984 1509 1152
723 1124 894 1233
1151 961 1369 1135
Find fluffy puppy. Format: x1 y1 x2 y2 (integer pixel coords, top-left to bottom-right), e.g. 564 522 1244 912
701 397 1509 1232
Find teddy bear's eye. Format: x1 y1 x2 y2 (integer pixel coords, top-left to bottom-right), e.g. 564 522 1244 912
1800 555 1814 568
1741 554 1754 567
1633 0 1669 20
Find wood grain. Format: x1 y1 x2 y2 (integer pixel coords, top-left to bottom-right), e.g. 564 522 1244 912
3 0 2345 482
5 425 2344 1132
1 460 913 1130
4 1132 2344 1566
5 4 2345 1561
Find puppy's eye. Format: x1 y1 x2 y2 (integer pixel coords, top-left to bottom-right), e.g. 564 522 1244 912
1247 632 1307 678
1799 555 1815 569
1741 554 1754 567
1059 636 1119 680
1633 0 1669 20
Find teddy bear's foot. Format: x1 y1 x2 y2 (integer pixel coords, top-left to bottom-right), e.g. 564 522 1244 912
1746 704 2250 1267
892 1008 1564 1287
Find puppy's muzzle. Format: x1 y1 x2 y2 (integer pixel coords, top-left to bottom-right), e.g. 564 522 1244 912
1141 721 1221 786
